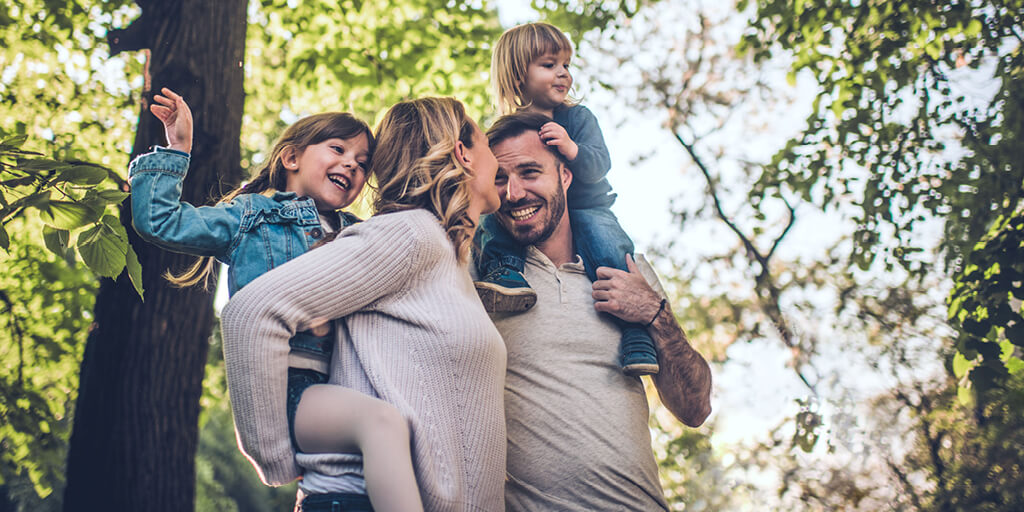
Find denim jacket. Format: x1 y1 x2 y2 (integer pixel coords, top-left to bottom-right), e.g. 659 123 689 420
129 147 360 362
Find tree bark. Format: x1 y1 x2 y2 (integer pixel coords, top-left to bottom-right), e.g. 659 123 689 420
63 1 247 510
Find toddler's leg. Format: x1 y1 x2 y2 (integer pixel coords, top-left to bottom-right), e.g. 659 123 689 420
569 208 659 376
473 213 536 313
294 385 423 512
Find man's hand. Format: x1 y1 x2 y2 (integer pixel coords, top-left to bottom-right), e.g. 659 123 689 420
539 121 579 161
592 254 662 323
150 87 193 154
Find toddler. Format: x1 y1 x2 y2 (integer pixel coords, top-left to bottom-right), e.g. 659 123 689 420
475 23 659 376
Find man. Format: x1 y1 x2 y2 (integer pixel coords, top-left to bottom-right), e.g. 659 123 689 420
483 111 713 510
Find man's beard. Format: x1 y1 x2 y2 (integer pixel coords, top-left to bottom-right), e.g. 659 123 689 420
499 177 566 246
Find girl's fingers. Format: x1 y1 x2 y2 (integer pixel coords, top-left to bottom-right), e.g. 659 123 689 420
150 104 171 120
161 87 181 100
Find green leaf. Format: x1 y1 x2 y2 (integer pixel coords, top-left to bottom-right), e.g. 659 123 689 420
55 165 107 185
2 176 36 187
38 200 101 230
77 219 128 278
18 158 63 171
965 19 982 37
41 225 70 256
125 242 144 300
1006 355 1024 375
0 134 28 148
0 223 8 251
95 189 130 204
952 351 972 378
956 384 974 406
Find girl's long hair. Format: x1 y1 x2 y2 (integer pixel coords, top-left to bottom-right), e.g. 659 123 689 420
166 112 374 289
368 97 478 263
491 22 576 115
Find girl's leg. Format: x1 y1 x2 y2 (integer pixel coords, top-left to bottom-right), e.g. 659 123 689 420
294 384 423 512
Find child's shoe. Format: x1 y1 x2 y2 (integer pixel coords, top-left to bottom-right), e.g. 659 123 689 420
474 266 537 313
620 327 660 376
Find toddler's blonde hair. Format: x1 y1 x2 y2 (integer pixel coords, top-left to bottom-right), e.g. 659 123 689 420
491 22 575 115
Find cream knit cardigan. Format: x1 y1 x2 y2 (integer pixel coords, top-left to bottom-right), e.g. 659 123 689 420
221 208 507 511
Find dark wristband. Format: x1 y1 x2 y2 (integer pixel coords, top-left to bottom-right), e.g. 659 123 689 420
646 298 667 328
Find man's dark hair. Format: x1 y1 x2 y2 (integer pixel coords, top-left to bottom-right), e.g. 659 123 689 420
486 111 569 166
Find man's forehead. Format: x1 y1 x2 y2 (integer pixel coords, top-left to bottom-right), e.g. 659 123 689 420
492 132 558 169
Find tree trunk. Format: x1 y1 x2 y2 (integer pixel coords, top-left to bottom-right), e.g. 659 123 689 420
63 1 247 510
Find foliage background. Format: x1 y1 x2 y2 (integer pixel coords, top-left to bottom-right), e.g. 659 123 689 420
1 0 1021 510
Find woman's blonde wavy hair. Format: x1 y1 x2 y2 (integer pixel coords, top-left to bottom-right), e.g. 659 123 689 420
491 22 576 115
166 112 374 289
369 97 478 263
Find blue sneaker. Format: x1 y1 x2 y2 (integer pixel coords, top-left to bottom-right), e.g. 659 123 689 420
474 267 537 313
620 327 659 376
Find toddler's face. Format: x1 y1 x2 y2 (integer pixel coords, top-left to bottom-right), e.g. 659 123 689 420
522 51 572 111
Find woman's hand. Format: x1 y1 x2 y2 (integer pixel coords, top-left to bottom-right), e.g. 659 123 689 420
150 87 193 154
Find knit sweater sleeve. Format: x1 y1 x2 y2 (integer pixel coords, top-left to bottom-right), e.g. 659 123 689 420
219 209 447 485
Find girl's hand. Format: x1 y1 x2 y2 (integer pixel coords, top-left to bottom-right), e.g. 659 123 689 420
150 87 193 154
539 121 578 161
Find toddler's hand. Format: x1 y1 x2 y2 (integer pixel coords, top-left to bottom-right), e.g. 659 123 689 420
539 122 578 161
150 88 193 154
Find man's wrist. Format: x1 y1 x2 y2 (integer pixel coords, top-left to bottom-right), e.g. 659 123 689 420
645 298 667 327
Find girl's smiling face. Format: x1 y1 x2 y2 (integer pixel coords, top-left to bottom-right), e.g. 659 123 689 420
522 51 573 112
283 133 370 212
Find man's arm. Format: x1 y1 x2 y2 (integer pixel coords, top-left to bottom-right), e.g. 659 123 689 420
592 255 712 427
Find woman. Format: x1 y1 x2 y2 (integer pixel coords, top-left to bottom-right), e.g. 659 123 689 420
220 97 506 512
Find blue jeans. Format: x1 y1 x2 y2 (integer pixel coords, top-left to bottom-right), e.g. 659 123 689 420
476 206 649 344
299 493 373 512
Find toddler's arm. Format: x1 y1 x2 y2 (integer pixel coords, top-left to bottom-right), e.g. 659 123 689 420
559 105 611 184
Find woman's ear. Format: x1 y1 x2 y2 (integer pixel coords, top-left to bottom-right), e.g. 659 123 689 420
281 146 300 171
454 139 474 174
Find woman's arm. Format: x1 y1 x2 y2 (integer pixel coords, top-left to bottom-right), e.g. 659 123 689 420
220 210 445 485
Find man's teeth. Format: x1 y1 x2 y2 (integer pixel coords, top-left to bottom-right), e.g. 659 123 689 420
510 205 539 220
328 175 350 190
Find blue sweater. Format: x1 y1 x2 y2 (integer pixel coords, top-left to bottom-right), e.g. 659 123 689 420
553 104 615 209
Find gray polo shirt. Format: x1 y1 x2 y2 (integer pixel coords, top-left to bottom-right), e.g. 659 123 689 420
488 247 670 511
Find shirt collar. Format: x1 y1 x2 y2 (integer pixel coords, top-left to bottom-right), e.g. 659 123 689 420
524 245 585 274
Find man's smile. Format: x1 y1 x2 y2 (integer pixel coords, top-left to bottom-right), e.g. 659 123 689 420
507 204 541 221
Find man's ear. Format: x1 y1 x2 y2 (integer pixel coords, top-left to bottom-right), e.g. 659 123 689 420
454 140 473 174
558 162 572 189
281 145 300 171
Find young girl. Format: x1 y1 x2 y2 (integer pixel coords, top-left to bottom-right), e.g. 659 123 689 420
128 88 423 512
475 22 660 376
